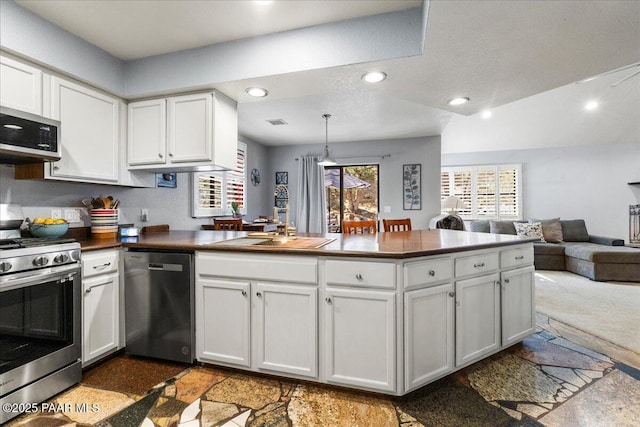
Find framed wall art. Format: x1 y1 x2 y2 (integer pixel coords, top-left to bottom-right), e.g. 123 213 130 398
276 171 288 185
403 164 421 210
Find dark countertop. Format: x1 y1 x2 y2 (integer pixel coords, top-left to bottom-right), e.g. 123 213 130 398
79 229 534 259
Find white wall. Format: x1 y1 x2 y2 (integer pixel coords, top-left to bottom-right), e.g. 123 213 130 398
0 138 271 230
442 141 640 241
266 136 442 230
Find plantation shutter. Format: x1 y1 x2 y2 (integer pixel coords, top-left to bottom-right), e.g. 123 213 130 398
498 165 521 219
226 143 246 210
476 167 496 218
452 170 472 217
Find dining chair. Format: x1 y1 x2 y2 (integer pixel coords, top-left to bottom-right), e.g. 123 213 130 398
383 218 412 232
213 218 243 231
342 220 377 234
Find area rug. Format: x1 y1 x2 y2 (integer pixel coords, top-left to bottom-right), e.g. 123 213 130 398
535 270 640 354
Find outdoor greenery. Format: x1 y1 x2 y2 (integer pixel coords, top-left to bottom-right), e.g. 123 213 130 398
326 165 379 231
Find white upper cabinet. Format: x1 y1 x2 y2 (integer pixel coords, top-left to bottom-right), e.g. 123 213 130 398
128 98 166 166
47 76 120 183
0 54 43 115
128 91 237 171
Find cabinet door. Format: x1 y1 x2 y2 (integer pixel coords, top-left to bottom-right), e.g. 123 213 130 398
324 288 396 393
0 55 42 114
455 273 500 366
501 266 535 346
196 278 250 367
254 282 317 378
167 93 212 163
404 283 455 392
128 98 166 166
83 272 119 364
49 76 119 182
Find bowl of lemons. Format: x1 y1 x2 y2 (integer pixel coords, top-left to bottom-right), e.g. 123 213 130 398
30 217 69 238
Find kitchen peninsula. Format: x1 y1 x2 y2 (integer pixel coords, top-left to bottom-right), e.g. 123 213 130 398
121 229 535 396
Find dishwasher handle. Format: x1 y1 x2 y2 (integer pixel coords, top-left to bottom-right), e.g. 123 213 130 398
148 263 184 272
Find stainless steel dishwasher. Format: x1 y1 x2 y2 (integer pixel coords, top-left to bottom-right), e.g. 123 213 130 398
123 250 194 363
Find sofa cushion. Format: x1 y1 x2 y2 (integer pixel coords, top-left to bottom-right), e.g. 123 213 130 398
561 219 590 242
514 222 546 242
530 217 563 243
563 243 640 264
490 220 517 235
469 220 490 233
534 242 566 255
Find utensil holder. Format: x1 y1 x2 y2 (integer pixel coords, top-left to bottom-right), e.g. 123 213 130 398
91 209 118 239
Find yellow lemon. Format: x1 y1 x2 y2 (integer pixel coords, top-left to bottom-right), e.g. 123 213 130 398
54 219 66 224
44 218 55 224
33 217 45 224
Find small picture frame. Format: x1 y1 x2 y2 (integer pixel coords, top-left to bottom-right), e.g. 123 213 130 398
276 171 288 185
157 173 177 188
403 164 421 210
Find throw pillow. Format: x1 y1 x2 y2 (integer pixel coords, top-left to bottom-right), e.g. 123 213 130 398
561 219 590 242
514 222 546 242
469 220 490 233
529 217 563 243
490 220 517 235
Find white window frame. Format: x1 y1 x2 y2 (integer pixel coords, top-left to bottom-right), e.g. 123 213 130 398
441 163 522 220
191 141 247 217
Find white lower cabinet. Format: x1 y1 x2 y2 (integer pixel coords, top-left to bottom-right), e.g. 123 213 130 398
254 282 317 377
197 278 251 367
455 273 501 367
323 288 396 393
404 283 455 392
501 265 536 346
81 249 120 365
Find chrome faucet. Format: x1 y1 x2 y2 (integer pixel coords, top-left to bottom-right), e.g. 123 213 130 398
274 184 290 237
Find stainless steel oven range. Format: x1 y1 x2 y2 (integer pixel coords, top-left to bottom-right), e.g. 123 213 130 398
0 238 81 424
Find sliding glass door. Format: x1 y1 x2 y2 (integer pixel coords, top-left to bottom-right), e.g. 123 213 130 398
325 165 379 232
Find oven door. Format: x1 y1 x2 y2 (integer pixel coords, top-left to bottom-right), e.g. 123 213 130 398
0 263 81 398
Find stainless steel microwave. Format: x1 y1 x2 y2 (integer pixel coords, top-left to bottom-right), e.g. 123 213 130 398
0 106 61 164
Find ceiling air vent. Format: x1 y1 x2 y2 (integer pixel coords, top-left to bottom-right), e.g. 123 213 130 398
266 119 287 126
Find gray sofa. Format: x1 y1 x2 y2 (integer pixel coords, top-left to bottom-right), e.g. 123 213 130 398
470 219 640 282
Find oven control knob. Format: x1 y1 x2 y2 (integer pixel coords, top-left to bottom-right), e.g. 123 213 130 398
0 261 11 273
54 254 70 264
33 256 49 267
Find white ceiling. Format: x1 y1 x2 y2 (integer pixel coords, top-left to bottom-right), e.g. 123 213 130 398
14 0 640 153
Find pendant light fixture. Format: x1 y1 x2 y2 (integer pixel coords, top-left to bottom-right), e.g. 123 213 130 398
318 113 337 166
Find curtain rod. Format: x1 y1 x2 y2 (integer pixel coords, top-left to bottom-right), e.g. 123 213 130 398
295 154 391 161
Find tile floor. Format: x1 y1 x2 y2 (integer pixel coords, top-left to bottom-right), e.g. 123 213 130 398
6 314 640 427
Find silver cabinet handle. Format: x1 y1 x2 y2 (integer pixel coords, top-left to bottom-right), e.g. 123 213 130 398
85 281 112 294
159 153 163 158
355 273 363 281
429 270 435 277
53 165 60 170
169 153 173 157
515 256 524 260
448 291 455 297
474 262 485 268
93 262 111 269
241 290 247 296
256 291 262 297
326 297 332 304
504 278 510 283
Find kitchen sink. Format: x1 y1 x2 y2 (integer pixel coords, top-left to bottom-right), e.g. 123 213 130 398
206 236 334 249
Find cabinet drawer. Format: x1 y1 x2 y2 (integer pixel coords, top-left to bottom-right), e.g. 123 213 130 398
501 246 534 269
455 253 498 278
197 252 317 284
82 250 119 278
404 257 452 289
325 259 395 289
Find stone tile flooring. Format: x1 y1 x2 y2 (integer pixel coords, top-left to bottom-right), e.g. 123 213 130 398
6 314 640 427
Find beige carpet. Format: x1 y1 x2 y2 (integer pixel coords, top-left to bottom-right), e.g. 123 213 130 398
535 270 640 354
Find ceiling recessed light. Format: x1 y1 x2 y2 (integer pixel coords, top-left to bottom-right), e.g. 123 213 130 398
361 71 387 84
481 110 492 119
448 97 470 106
584 100 599 111
245 87 269 98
